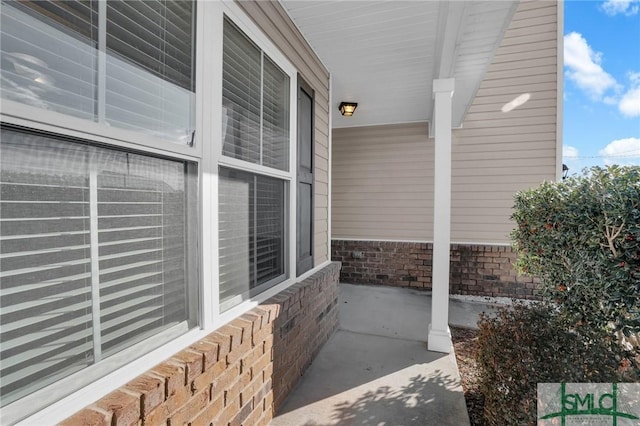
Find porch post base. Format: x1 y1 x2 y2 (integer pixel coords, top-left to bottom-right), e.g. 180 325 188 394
427 324 452 353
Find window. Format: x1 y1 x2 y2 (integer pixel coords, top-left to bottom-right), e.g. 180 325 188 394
0 0 196 144
221 18 290 171
218 168 285 312
0 127 198 413
218 17 292 312
0 1 198 419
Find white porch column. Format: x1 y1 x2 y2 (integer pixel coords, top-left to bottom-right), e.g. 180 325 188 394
428 78 454 353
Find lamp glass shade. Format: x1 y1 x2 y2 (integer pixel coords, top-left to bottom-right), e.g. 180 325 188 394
339 102 357 116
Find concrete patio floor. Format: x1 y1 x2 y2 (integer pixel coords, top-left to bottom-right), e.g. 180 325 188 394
271 283 499 426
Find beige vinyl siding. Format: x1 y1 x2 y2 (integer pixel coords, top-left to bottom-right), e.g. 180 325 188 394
451 0 558 243
332 123 434 241
331 0 558 244
235 1 331 264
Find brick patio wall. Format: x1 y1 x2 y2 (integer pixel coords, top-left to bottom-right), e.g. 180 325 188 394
332 240 540 299
61 261 340 426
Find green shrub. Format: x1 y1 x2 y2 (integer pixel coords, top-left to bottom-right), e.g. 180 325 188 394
477 303 633 426
511 165 640 335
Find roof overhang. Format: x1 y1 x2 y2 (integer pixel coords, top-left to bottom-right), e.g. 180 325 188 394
280 0 519 130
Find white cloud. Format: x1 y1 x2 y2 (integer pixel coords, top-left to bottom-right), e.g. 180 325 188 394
564 32 619 100
619 72 640 117
598 137 640 165
601 0 639 16
562 145 581 173
563 145 579 160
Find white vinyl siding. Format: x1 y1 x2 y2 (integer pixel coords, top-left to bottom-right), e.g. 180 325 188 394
451 0 558 243
332 123 434 241
331 0 559 244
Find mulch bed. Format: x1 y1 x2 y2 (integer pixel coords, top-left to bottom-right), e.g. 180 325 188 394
451 326 484 426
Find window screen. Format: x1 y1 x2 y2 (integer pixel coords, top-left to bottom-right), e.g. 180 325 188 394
0 1 98 120
0 127 196 407
218 17 291 312
0 0 195 144
218 167 285 312
221 18 289 171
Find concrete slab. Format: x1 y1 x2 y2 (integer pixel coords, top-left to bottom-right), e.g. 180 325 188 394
339 283 497 334
271 330 469 426
271 284 500 426
339 283 432 341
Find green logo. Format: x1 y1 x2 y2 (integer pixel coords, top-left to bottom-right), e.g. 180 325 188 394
538 383 640 425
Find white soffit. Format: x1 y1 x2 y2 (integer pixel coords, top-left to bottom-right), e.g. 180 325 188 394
280 0 519 129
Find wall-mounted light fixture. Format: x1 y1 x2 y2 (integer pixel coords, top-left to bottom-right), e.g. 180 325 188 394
339 102 358 117
562 163 569 180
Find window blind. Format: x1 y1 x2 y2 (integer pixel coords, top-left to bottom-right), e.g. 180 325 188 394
221 18 289 171
262 57 290 171
222 19 261 165
0 127 194 407
0 0 195 144
0 1 98 120
0 132 93 406
218 167 285 312
105 0 195 143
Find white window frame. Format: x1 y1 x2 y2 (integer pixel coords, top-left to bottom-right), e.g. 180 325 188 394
1 1 204 424
0 3 201 160
210 2 299 327
5 1 331 424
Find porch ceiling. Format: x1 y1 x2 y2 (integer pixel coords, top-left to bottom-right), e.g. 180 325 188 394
280 0 519 130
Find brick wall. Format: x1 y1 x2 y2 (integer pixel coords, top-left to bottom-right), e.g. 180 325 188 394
60 262 340 426
332 240 539 299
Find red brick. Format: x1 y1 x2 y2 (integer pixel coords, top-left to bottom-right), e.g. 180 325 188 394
229 400 253 426
150 363 186 397
258 304 280 324
238 370 252 401
242 341 264 372
251 325 272 348
252 307 273 326
233 317 254 344
167 387 210 426
143 384 191 425
263 390 274 411
254 379 272 405
213 396 240 426
262 362 274 383
256 406 273 426
60 407 111 426
217 324 243 351
171 349 204 384
226 338 252 365
241 375 262 408
224 377 242 407
190 340 219 371
205 332 232 358
95 390 140 426
125 375 164 416
192 359 226 393
240 312 263 334
214 362 240 396
243 404 264 426
187 394 224 426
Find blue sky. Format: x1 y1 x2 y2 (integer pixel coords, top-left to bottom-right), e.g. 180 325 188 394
563 0 640 174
